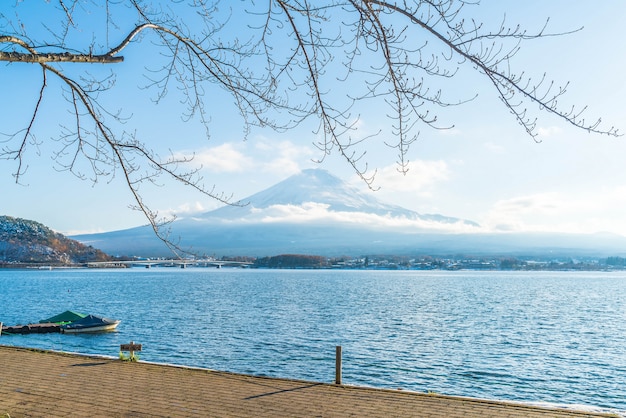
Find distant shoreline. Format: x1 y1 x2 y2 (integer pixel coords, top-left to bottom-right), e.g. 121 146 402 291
0 263 123 270
1 261 624 272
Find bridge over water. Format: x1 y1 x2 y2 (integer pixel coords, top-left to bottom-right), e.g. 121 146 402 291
86 259 252 269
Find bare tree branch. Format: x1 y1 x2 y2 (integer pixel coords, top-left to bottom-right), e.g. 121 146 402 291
0 1 620 255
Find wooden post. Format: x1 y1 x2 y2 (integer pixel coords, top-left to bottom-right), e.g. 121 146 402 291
0 322 3 336
335 345 342 385
120 341 142 361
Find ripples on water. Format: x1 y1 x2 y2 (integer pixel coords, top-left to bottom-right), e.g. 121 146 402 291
1 268 625 413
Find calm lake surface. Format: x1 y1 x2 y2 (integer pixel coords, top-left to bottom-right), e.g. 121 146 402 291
1 268 625 413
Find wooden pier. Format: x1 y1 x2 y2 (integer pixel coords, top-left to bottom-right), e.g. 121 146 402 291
0 345 617 417
1 322 61 335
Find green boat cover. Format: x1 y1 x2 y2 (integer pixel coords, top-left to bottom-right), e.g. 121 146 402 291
39 310 87 324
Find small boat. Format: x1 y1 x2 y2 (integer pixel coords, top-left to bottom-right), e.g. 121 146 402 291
60 314 120 333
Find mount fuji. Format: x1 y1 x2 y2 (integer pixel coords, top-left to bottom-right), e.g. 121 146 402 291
74 169 626 257
198 169 477 227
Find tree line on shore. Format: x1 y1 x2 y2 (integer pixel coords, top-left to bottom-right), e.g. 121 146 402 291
233 254 626 271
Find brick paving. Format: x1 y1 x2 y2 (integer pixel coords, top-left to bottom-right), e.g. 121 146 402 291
0 345 616 417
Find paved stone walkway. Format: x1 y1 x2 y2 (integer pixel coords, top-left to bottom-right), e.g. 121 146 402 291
0 345 617 417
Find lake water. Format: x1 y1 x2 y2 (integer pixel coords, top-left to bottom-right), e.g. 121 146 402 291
1 268 625 414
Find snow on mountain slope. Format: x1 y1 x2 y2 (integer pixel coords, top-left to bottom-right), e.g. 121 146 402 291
192 169 478 230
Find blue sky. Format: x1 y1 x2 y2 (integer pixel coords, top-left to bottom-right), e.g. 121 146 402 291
1 1 625 237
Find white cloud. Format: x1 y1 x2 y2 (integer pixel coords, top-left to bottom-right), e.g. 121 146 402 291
245 202 480 233
176 143 254 173
256 139 314 176
174 137 314 178
494 193 563 214
372 160 451 194
158 201 208 220
481 192 563 232
536 125 563 138
481 187 626 235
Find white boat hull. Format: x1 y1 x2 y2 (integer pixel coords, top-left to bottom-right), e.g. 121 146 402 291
61 320 120 334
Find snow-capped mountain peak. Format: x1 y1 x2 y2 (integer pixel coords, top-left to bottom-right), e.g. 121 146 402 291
198 169 477 228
